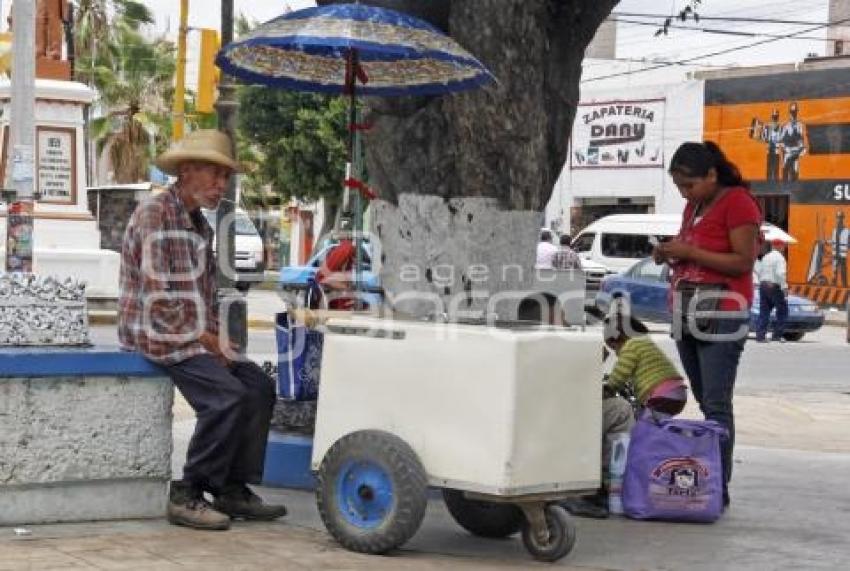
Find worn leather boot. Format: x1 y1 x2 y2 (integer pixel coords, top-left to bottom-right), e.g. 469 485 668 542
167 480 231 530
213 484 288 521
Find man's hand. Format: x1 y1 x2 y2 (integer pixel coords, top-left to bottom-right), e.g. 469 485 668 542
199 331 239 367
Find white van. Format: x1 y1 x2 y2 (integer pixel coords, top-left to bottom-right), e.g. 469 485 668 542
573 213 791 275
201 207 265 291
571 214 681 274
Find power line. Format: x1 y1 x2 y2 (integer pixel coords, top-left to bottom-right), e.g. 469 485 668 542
616 17 834 43
611 11 830 26
610 0 827 52
583 15 850 84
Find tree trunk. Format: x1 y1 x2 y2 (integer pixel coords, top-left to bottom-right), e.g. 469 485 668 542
318 0 617 318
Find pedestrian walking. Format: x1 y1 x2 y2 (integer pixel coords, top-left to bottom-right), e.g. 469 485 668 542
756 239 789 343
535 229 558 269
552 234 582 270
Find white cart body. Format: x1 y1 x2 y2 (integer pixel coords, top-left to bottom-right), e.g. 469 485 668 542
311 317 602 496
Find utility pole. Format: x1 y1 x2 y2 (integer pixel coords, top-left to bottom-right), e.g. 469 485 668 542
216 0 246 351
5 0 36 272
172 0 188 141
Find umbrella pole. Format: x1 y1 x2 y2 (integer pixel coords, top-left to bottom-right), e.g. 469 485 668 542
346 48 362 309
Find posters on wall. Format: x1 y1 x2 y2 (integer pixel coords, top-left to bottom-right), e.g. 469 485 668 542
6 200 33 273
571 98 665 169
705 67 850 305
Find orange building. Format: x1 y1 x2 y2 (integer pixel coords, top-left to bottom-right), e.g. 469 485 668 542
704 64 850 307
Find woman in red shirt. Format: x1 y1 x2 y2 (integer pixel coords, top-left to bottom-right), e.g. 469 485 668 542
653 141 761 509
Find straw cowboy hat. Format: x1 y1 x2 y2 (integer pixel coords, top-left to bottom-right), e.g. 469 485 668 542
155 129 240 175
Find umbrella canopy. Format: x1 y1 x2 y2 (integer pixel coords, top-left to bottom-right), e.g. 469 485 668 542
215 3 495 96
761 223 797 244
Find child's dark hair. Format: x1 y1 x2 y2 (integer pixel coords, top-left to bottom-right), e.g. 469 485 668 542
603 308 649 344
669 141 750 189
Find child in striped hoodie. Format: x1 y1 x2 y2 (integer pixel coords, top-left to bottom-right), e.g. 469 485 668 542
563 307 687 518
604 311 688 416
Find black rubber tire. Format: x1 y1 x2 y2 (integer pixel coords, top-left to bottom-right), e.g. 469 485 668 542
521 504 577 563
442 489 523 539
316 430 428 555
783 331 805 342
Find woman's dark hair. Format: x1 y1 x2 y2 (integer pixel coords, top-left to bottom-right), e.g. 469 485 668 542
559 234 572 247
668 141 750 189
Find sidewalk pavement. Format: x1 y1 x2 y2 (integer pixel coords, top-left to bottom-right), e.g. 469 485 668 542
0 521 548 571
3 444 849 570
4 385 850 570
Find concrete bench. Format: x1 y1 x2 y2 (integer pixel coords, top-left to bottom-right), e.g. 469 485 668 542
0 347 172 525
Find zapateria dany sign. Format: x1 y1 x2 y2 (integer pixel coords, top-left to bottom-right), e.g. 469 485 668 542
571 98 665 169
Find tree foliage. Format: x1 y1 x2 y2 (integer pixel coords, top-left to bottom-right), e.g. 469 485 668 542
78 4 175 183
237 83 349 208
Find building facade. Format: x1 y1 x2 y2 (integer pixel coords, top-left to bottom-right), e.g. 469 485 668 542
702 61 850 307
547 78 701 234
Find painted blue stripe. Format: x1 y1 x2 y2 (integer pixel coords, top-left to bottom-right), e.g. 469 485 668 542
266 4 441 34
262 430 316 490
0 347 165 378
222 35 485 68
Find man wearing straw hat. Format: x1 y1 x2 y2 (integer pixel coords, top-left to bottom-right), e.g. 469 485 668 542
119 130 287 530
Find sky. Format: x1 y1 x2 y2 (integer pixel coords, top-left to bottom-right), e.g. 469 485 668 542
0 0 835 86
140 0 832 87
607 0 830 66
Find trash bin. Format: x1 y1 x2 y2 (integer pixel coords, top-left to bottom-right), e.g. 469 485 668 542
276 312 323 400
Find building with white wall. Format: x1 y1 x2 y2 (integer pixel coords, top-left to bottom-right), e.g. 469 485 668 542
547 65 704 235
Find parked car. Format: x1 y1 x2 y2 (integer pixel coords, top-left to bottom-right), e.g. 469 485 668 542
279 240 382 308
572 213 797 275
595 257 825 341
201 207 265 292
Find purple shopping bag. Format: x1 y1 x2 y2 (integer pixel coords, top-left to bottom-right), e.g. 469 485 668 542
622 414 728 523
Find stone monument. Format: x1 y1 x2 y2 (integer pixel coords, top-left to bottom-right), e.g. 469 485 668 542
0 0 119 303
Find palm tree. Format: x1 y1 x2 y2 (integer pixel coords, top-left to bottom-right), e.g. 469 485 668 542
73 0 153 84
84 21 175 183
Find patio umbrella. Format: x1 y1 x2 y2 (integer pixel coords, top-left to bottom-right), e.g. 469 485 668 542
215 4 495 97
216 3 496 305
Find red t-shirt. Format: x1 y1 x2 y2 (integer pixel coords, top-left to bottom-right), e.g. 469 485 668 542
670 187 762 311
317 240 356 310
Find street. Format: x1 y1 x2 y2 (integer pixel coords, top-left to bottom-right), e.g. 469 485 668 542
89 288 850 455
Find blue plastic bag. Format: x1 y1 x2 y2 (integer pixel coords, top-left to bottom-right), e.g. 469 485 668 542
275 312 323 401
622 414 728 522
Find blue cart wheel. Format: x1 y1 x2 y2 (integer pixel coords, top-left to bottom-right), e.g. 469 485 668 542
317 430 427 554
336 460 394 529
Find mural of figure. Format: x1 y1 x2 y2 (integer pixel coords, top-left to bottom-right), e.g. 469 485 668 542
832 210 849 288
780 102 807 182
764 108 782 181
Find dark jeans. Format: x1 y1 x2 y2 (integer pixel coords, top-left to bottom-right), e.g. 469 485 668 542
675 320 747 499
756 282 788 341
165 354 276 494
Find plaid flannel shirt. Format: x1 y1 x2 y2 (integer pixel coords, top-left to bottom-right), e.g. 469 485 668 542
118 187 219 364
551 246 582 270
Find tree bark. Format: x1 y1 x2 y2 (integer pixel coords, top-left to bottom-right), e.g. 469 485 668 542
317 0 617 317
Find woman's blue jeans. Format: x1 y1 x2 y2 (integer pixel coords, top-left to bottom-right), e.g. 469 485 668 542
675 319 748 500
